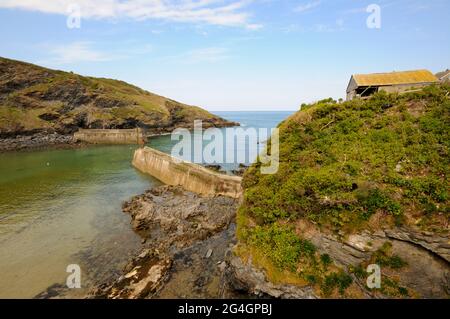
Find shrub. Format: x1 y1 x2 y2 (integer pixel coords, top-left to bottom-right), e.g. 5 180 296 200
357 189 402 219
249 223 316 271
321 271 353 296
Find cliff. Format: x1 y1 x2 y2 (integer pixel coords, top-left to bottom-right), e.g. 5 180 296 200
234 84 449 298
0 57 235 140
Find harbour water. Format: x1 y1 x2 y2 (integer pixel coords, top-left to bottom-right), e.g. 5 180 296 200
0 111 292 298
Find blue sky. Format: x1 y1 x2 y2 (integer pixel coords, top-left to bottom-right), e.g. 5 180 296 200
0 0 449 111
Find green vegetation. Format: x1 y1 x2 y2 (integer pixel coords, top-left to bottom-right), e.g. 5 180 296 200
0 57 224 135
238 84 449 296
242 85 449 232
321 271 353 296
372 242 408 270
242 222 355 296
248 223 315 272
380 277 410 297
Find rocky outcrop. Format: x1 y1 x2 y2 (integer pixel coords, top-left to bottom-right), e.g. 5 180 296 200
0 132 77 151
92 250 173 299
123 185 239 247
0 57 236 151
295 221 450 298
225 222 449 299
383 228 450 262
226 253 317 299
90 186 240 299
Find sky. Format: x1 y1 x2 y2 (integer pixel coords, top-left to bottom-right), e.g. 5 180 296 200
0 0 449 111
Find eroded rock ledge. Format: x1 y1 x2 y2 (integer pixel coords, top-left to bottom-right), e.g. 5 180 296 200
90 185 449 299
231 220 449 299
90 186 241 299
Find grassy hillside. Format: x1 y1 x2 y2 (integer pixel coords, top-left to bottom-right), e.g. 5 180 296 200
237 84 449 297
0 57 231 137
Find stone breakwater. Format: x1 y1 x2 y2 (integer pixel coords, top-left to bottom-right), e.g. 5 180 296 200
74 128 147 145
132 147 243 198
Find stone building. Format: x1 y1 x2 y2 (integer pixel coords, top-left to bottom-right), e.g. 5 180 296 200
346 69 438 101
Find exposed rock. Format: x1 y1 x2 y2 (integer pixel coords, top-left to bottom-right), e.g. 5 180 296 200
384 227 450 262
122 185 239 248
225 220 449 299
90 186 240 299
226 253 317 299
0 57 237 151
298 222 450 298
0 132 79 152
91 250 172 299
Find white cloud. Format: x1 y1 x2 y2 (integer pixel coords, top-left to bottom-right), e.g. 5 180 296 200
41 41 118 64
0 0 259 28
294 0 321 13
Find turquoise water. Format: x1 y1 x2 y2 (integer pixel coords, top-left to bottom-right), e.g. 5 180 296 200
0 111 292 298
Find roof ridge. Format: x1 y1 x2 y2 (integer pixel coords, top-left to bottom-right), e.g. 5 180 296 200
353 69 431 77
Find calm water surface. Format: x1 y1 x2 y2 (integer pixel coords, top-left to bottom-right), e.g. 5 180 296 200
0 111 292 298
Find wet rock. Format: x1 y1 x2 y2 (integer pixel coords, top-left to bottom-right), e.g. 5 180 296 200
34 283 67 299
91 251 172 299
122 185 239 249
90 186 240 299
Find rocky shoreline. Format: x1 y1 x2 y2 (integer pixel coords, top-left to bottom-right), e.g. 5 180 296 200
90 185 242 299
88 184 449 299
0 120 239 153
0 132 82 152
89 185 309 299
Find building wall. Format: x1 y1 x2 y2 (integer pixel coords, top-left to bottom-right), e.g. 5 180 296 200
132 147 243 198
379 83 432 93
346 77 358 101
347 82 435 100
74 128 146 144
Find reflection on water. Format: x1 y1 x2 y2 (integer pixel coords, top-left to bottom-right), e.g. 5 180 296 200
0 111 292 298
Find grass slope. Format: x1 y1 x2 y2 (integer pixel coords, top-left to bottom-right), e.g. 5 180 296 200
0 57 226 136
238 84 449 297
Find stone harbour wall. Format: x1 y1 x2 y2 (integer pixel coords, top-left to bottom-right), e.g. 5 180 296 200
74 128 146 145
132 147 242 198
